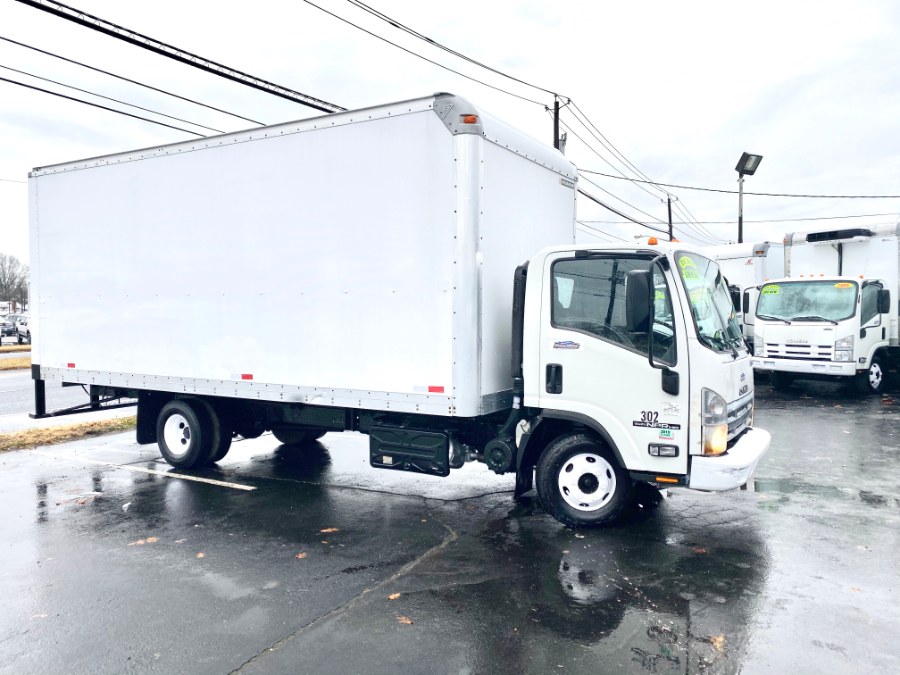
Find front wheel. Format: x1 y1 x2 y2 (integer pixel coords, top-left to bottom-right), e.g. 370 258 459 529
536 433 632 528
854 357 885 395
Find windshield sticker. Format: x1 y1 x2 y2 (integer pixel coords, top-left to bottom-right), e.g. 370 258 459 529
835 282 853 289
553 340 580 350
761 285 780 295
678 256 696 270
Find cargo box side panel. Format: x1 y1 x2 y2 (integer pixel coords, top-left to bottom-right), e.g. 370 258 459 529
32 110 458 409
478 142 576 404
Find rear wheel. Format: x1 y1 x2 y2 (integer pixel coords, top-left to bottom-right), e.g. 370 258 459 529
156 399 216 468
196 400 233 463
854 357 885 395
536 433 632 528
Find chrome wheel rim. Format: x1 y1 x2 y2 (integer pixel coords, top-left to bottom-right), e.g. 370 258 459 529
869 362 883 390
557 452 616 512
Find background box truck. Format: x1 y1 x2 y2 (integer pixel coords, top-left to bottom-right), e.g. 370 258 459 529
753 225 898 393
28 93 769 527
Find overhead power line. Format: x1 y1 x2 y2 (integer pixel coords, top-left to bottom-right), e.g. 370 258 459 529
298 0 544 106
15 0 345 113
0 63 224 134
581 211 900 225
0 34 263 125
0 75 204 136
580 168 900 199
577 188 668 236
342 0 561 98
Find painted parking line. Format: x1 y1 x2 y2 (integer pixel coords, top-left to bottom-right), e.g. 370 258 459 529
29 450 257 491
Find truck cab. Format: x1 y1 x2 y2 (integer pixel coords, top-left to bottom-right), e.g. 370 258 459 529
515 241 770 526
752 276 892 393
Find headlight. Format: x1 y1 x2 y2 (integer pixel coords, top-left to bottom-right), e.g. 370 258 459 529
702 388 728 456
834 351 852 362
753 335 763 354
835 336 854 350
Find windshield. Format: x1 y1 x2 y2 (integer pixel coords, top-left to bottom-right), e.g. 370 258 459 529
675 252 744 353
756 280 858 322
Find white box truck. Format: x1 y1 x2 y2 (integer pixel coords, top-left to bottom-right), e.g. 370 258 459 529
752 224 898 393
28 93 770 527
704 241 784 351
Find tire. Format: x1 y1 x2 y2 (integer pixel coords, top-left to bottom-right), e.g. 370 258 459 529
195 400 233 463
536 433 633 528
769 371 794 392
272 427 327 445
854 357 885 395
156 399 217 468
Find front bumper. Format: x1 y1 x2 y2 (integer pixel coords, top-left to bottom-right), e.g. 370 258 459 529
688 427 771 491
752 357 857 377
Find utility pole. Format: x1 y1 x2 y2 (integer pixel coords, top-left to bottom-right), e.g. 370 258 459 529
553 97 560 149
667 196 673 242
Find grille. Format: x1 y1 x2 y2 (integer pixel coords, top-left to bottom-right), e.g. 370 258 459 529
762 343 833 361
727 394 753 441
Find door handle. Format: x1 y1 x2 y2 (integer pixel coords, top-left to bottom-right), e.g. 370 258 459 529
546 364 563 394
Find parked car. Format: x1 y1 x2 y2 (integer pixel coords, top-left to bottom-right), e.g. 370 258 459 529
4 313 25 337
16 314 30 344
0 315 15 337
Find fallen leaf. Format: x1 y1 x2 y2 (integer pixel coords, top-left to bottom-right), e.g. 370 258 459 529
128 539 146 546
388 593 401 600
321 540 329 545
196 552 205 559
295 552 308 559
396 615 413 625
692 547 708 554
710 635 726 653
320 527 340 533
146 537 158 544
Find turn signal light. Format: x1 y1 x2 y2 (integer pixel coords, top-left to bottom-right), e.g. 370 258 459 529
462 115 478 124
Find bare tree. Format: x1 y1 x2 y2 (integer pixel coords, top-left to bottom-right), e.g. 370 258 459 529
0 253 29 312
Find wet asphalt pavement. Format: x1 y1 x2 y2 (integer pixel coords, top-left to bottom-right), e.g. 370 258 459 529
1 379 899 674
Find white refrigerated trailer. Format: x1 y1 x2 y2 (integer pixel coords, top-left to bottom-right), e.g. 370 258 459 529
28 93 769 527
753 225 898 393
705 241 784 350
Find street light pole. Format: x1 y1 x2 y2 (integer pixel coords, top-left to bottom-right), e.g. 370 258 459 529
734 152 763 244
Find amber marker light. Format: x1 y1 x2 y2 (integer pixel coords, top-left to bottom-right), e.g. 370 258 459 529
462 115 478 124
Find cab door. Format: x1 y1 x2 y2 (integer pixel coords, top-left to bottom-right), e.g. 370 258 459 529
537 252 690 477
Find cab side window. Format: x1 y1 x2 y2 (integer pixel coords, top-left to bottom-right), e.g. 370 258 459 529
860 282 882 326
552 257 676 364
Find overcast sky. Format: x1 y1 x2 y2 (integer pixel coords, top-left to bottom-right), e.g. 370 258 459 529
2 0 900 264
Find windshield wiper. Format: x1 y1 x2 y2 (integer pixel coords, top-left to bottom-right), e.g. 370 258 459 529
757 314 791 324
790 315 839 325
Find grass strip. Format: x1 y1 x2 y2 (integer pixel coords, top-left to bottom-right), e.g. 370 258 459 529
0 416 137 453
0 344 31 353
0 357 30 371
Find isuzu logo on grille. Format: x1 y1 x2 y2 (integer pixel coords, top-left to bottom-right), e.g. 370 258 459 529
786 338 808 344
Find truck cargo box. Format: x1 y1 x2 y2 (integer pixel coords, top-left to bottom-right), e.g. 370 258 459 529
29 93 577 417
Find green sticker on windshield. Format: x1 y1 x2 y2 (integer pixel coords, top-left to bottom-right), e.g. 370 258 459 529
761 285 780 295
655 290 665 300
678 256 697 270
682 269 700 281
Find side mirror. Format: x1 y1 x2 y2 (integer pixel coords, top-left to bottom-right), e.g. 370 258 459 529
625 269 651 333
878 289 891 314
729 286 741 313
742 290 751 315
